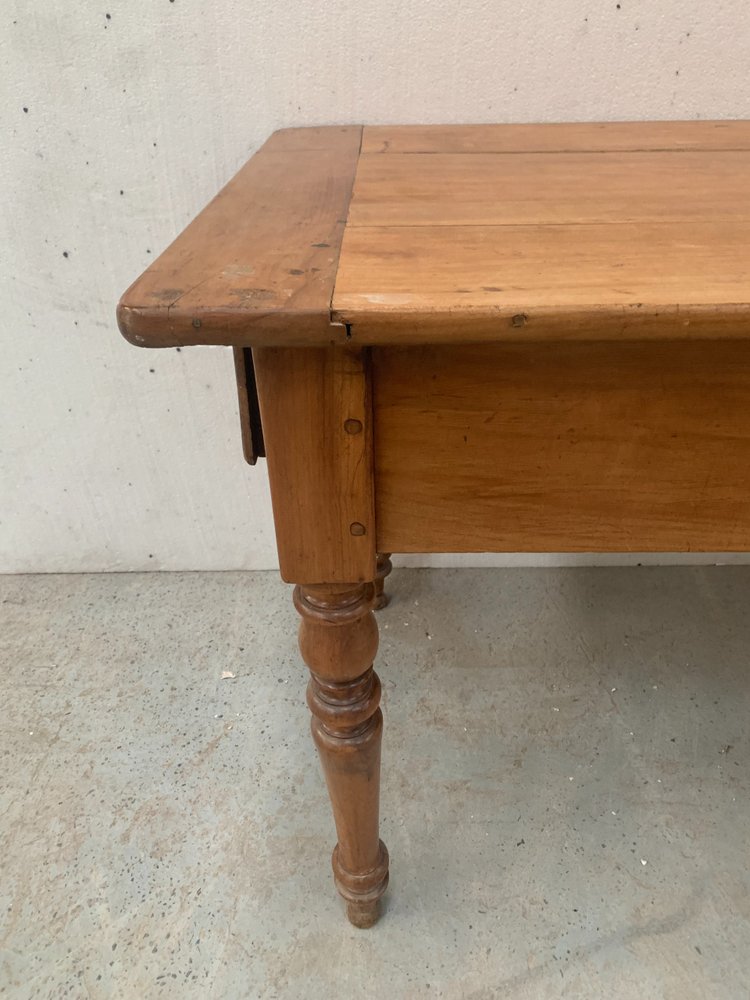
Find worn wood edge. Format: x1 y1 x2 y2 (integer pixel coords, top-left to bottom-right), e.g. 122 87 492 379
117 125 363 349
117 301 350 349
333 304 750 345
120 301 750 349
119 301 750 348
116 300 169 347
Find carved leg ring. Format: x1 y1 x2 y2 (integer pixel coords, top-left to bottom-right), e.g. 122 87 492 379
373 553 393 610
294 582 389 928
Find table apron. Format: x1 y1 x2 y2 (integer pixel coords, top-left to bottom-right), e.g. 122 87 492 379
372 340 750 553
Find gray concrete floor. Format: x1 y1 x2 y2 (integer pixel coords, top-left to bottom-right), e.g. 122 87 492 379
1 568 749 999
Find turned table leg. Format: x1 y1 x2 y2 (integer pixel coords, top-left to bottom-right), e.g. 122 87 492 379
373 552 393 610
294 581 390 927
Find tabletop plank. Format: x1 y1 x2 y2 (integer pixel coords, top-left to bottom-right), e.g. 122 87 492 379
117 126 362 348
362 121 750 154
347 151 750 227
333 222 750 342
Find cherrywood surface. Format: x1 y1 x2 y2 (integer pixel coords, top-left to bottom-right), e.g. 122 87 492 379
117 126 361 348
333 221 750 343
335 126 750 341
347 150 750 227
117 121 750 348
295 582 389 927
373 340 750 554
252 346 376 584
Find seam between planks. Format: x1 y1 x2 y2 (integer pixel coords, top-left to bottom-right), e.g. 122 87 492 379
328 126 364 340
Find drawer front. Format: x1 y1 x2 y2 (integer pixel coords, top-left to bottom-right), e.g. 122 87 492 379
373 341 750 553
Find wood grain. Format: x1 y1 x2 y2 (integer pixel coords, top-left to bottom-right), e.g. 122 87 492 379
336 125 750 343
333 222 750 342
347 150 750 227
362 121 750 154
118 121 750 348
373 341 750 553
253 346 376 583
117 126 361 348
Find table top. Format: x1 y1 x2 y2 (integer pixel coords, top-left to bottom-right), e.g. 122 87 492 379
117 121 750 349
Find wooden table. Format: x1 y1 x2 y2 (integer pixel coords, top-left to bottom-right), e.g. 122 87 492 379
118 121 750 927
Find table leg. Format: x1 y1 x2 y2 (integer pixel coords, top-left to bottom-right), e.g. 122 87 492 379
373 552 393 610
294 581 389 927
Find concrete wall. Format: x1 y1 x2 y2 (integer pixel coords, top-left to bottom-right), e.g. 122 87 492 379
3 1 750 572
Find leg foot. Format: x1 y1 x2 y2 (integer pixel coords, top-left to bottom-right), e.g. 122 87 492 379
373 553 393 610
333 839 389 927
346 898 382 929
295 583 390 926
